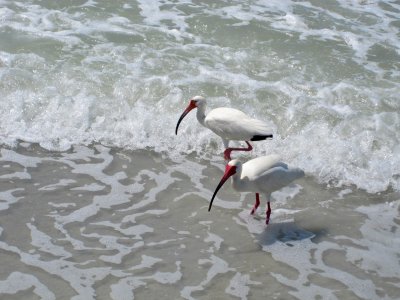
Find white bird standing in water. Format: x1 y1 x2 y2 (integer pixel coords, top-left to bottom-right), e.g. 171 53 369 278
175 96 273 160
208 155 304 224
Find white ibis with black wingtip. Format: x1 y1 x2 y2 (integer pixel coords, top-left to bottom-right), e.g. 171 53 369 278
208 155 304 224
175 96 273 160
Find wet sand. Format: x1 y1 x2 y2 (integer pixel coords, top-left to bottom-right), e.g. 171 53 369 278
0 143 399 299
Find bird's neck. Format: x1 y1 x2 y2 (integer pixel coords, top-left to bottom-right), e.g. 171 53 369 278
232 173 247 191
196 106 206 127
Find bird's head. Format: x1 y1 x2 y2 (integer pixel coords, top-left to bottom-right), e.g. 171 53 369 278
175 96 206 135
191 95 206 108
208 159 241 212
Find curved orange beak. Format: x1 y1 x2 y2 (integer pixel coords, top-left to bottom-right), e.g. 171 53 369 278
175 100 197 135
208 164 237 211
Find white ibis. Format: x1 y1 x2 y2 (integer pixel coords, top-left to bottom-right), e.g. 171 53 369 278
208 155 304 224
175 96 273 160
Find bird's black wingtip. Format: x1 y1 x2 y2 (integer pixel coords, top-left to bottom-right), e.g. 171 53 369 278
251 134 273 141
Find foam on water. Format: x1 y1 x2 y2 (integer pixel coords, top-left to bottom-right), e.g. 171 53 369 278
180 255 234 299
0 188 24 210
0 272 56 299
354 201 400 279
0 144 399 299
0 9 400 299
238 199 400 300
0 1 399 196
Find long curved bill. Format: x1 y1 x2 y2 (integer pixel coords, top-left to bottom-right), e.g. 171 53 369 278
175 100 197 135
208 165 237 212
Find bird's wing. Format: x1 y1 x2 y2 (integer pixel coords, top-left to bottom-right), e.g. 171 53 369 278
254 166 305 193
240 116 272 136
242 155 281 179
205 108 272 141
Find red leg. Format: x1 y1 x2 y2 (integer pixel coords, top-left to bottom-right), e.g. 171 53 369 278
250 193 260 215
223 149 231 161
266 201 271 225
224 141 253 161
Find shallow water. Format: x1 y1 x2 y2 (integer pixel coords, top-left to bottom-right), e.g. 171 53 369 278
1 0 400 298
0 143 399 299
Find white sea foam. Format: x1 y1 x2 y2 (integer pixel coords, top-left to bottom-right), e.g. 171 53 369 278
0 239 115 299
0 272 56 299
28 222 71 257
0 188 24 211
70 183 105 192
225 273 261 300
110 258 181 299
181 255 233 299
39 179 77 191
353 201 400 279
0 0 399 195
237 199 400 300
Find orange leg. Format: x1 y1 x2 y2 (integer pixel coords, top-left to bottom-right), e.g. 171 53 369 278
224 141 253 161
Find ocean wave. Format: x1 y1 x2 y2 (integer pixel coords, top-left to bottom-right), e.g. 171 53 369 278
1 0 399 193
